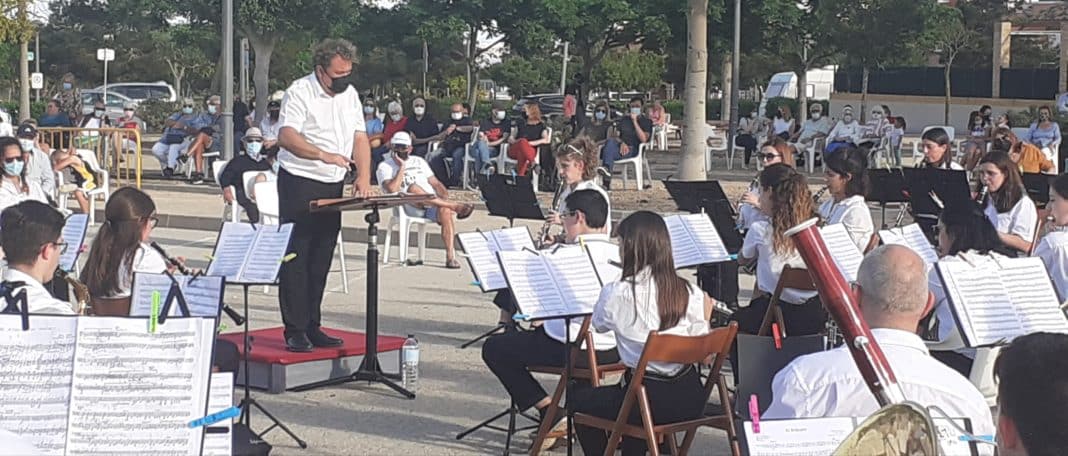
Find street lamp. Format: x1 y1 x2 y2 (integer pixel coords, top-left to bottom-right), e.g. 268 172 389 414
97 34 115 106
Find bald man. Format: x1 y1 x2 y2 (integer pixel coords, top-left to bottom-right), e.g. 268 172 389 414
762 246 994 436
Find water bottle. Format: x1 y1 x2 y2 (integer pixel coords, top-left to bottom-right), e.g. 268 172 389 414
402 334 420 391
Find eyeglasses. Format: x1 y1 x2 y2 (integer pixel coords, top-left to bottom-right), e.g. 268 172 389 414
144 215 159 228
50 241 69 255
561 210 579 219
3 156 23 164
760 153 780 161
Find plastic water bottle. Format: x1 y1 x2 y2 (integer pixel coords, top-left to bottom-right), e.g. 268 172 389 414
402 334 420 391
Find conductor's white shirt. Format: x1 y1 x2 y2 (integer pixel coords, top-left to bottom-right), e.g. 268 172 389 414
763 328 995 439
984 194 1037 243
819 195 874 252
3 268 74 315
543 234 618 351
1033 229 1068 302
277 73 366 183
593 267 709 375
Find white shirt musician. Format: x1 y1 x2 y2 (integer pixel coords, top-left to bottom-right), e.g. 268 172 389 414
764 247 995 439
1034 229 1068 302
979 153 1037 256
820 148 874 252
0 201 75 315
550 139 612 236
275 38 372 352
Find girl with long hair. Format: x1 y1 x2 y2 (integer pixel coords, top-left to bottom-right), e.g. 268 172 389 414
1033 173 1068 301
918 127 963 170
734 164 824 337
820 146 873 251
574 211 709 456
928 206 1005 376
737 138 796 230
977 151 1037 256
0 137 46 212
545 137 611 240
962 110 991 170
507 103 550 177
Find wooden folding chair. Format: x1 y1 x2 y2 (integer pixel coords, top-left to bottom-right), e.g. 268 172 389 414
1031 208 1050 256
529 316 627 455
757 266 816 338
573 323 741 456
864 233 880 254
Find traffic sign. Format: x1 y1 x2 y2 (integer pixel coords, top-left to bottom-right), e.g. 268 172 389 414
96 48 115 62
26 51 34 61
30 73 43 90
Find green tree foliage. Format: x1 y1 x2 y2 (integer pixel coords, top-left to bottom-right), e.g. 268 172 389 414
591 50 666 94
486 55 562 96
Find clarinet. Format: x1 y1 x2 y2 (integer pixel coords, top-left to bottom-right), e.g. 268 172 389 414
150 241 191 275
975 184 988 204
812 186 829 205
537 180 567 248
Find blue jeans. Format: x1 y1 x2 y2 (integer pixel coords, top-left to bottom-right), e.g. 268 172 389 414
428 146 466 186
602 138 631 170
372 146 390 176
474 140 501 174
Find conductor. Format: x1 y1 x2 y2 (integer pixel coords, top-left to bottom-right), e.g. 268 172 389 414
276 38 372 352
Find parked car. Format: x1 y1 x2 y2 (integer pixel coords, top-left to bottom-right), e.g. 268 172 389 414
80 90 137 120
93 81 177 103
512 93 623 120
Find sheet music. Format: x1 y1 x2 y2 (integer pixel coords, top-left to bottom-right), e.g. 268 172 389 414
743 417 856 456
206 223 256 280
498 250 563 318
819 224 864 283
242 224 293 283
59 214 89 272
932 418 980 456
880 224 939 266
938 261 1022 347
203 372 233 456
129 273 225 318
458 227 533 292
664 213 731 268
543 246 603 316
65 317 214 456
998 257 1068 335
584 241 622 285
0 316 77 456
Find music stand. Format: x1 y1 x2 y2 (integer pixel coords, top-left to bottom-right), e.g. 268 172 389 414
662 179 735 216
480 174 547 227
1023 173 1053 207
293 194 434 399
867 169 910 229
903 168 971 240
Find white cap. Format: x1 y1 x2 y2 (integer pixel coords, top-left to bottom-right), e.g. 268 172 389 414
391 131 412 146
270 90 285 102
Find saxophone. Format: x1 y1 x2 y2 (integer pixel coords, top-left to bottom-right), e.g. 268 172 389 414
538 180 567 248
55 269 91 315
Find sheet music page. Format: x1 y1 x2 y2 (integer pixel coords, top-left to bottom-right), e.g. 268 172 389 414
902 224 939 265
878 228 906 245
59 213 89 272
65 317 214 456
129 274 225 318
491 227 535 252
543 246 603 317
585 242 622 285
663 214 700 268
743 417 856 456
202 372 233 456
680 213 731 264
497 250 563 319
932 418 981 456
998 257 1068 336
129 272 182 317
206 222 257 280
458 232 508 291
819 224 865 283
180 276 226 318
241 223 294 283
938 261 1022 347
0 315 77 456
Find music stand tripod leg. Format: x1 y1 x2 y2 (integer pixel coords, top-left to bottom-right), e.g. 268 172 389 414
237 283 308 449
459 322 511 349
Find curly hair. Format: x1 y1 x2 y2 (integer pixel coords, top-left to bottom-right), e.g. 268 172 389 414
759 164 816 254
312 38 358 69
554 136 599 181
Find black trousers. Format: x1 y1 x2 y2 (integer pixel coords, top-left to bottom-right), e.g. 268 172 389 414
573 366 705 456
735 134 758 165
481 326 620 411
277 167 342 337
236 196 260 223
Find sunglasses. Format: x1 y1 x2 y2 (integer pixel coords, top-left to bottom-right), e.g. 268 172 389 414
760 153 780 161
246 139 262 144
3 156 23 164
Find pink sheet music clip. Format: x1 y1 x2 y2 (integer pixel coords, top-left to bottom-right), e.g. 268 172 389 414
749 394 760 433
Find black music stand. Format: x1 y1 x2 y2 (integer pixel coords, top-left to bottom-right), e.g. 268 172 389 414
868 169 910 229
292 194 434 399
1023 173 1053 207
662 179 735 215
480 174 547 227
902 168 971 240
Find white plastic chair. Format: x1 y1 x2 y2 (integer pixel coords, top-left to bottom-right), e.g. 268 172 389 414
71 150 110 225
613 142 654 191
212 160 237 223
459 127 481 190
253 181 349 294
499 126 551 191
970 347 1001 407
705 129 729 173
912 126 956 162
382 201 433 265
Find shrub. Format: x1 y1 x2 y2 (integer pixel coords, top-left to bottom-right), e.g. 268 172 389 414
138 99 182 133
0 101 48 123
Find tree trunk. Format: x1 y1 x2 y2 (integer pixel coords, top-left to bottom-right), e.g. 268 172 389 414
466 25 478 112
797 66 808 123
210 49 225 96
677 0 708 180
943 59 952 125
860 66 869 124
720 52 732 122
247 33 276 124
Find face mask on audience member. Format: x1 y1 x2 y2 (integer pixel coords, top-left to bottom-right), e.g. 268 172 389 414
629 107 641 116
18 139 33 152
394 147 409 160
413 106 425 116
183 107 194 115
363 106 375 115
5 159 24 176
595 110 607 121
62 83 72 91
495 111 506 121
123 109 134 118
208 105 218 115
811 112 821 120
843 114 854 123
390 113 401 122
1040 111 1051 121
246 141 263 160
451 112 462 121
94 108 105 117
269 109 280 120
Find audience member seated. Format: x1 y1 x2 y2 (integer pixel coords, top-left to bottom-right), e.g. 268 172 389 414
889 116 906 167
1027 106 1061 173
763 245 995 440
260 99 282 148
376 132 473 269
601 96 652 189
473 102 512 177
152 97 202 178
16 123 56 204
0 200 75 314
578 101 612 147
406 97 442 158
995 332 1068 456
39 99 73 128
962 110 992 170
1034 173 1068 301
735 109 766 168
572 210 709 456
507 103 550 179
856 105 891 149
991 127 1052 174
789 103 831 163
73 100 112 154
428 103 475 187
362 94 384 150
51 145 97 214
185 95 225 184
769 105 797 142
995 113 1011 130
0 137 47 212
824 105 862 156
218 128 273 222
374 101 408 172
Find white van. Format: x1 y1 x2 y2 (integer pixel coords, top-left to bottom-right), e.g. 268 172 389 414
93 81 177 103
758 67 835 116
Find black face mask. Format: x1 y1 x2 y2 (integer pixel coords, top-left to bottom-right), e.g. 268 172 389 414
993 138 1012 152
269 109 280 119
394 150 409 160
319 66 352 94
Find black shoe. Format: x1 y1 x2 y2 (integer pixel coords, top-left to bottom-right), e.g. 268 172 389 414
285 333 314 352
307 328 344 347
163 167 174 179
191 173 205 185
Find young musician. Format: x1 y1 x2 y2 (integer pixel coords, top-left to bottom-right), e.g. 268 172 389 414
763 246 994 439
928 206 1005 376
820 146 874 251
0 201 75 314
544 137 611 240
978 151 1037 256
572 210 709 456
481 190 620 429
733 164 823 338
738 138 795 230
1033 173 1068 301
918 127 964 170
996 332 1068 456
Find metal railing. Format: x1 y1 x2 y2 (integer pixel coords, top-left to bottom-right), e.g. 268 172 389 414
37 127 143 188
